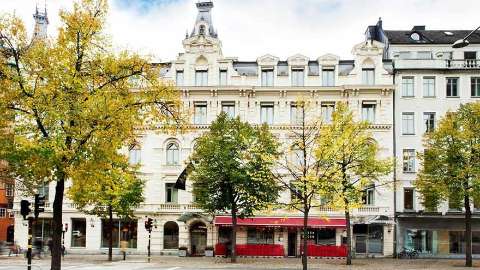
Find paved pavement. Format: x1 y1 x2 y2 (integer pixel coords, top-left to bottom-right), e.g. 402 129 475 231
0 255 479 270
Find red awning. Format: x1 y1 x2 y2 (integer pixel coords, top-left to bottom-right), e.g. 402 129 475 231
214 216 346 228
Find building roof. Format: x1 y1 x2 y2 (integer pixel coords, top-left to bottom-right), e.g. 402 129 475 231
384 29 480 45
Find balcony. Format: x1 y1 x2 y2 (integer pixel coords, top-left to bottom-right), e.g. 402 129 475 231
395 59 480 70
316 206 390 216
136 203 202 213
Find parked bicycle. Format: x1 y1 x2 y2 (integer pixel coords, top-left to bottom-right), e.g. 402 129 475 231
398 248 419 259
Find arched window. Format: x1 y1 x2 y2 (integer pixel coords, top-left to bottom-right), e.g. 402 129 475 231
163 221 179 249
166 142 179 165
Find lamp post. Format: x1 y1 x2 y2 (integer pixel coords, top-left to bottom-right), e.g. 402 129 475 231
452 26 480 48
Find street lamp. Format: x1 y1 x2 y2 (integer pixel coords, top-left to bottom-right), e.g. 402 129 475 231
452 26 480 48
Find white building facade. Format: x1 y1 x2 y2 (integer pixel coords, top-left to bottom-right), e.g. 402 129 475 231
13 2 398 258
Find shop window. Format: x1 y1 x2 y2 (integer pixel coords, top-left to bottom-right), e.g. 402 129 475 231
101 219 137 248
247 228 274 244
163 221 179 249
218 227 232 244
449 231 465 254
303 228 336 245
404 229 436 254
71 218 86 248
33 218 53 244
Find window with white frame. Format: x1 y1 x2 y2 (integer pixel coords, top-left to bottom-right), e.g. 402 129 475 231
165 183 178 203
260 103 274 125
423 112 435 133
361 102 376 123
129 145 141 165
321 102 335 123
403 149 416 172
402 112 415 135
322 67 335 86
290 103 304 125
195 70 208 86
363 185 375 205
194 102 207 124
402 77 415 97
417 51 432 59
219 69 228 86
446 77 459 97
175 70 184 86
471 77 480 97
261 69 274 87
423 77 435 97
6 184 13 197
0 208 6 218
166 142 179 165
398 51 412 59
362 68 375 85
38 183 49 201
291 69 304 86
221 101 235 118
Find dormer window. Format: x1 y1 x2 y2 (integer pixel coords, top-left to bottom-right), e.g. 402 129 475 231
410 32 420 41
199 25 205 35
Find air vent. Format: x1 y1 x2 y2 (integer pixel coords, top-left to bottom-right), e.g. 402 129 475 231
444 31 454 36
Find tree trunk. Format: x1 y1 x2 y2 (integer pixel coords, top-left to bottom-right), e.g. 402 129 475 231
108 205 113 262
345 208 352 266
302 209 309 270
231 206 237 263
50 177 65 270
464 195 472 267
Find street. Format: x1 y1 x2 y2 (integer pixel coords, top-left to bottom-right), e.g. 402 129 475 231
0 255 479 270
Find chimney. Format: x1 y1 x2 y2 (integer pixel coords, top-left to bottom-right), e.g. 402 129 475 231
412 25 426 31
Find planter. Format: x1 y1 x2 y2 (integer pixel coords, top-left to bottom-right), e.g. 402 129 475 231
178 249 187 257
205 249 214 257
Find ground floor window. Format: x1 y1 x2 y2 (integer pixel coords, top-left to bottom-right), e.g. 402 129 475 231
449 231 480 254
353 224 384 254
71 218 86 248
404 229 436 254
163 221 179 249
33 218 53 245
303 228 336 245
101 219 137 248
247 228 274 244
218 227 232 244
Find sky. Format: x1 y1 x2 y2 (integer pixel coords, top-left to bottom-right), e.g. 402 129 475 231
1 0 480 61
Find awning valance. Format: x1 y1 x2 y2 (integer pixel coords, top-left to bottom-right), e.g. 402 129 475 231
214 216 346 228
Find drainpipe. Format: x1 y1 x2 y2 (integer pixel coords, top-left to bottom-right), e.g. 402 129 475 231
392 62 398 258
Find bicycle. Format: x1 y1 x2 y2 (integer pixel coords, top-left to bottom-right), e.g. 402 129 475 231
398 248 419 259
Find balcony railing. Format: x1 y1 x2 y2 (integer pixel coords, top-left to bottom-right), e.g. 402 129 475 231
395 59 480 69
316 206 390 215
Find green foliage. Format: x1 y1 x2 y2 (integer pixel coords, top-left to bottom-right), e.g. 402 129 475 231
416 102 480 210
190 113 281 217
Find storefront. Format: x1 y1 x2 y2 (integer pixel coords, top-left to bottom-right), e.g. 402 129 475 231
213 216 347 257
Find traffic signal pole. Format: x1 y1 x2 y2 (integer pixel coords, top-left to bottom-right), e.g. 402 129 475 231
148 229 151 263
27 217 33 270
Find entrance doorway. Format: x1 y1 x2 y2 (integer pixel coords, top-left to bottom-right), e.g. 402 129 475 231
288 232 297 257
190 221 207 256
355 235 367 254
6 225 14 243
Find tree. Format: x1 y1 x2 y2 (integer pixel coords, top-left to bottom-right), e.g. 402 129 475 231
274 99 335 270
316 102 392 265
68 141 144 261
190 113 281 263
416 102 480 267
0 1 182 269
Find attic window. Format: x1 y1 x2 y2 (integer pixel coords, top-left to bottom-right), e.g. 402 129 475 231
444 31 454 36
199 25 205 35
410 32 420 41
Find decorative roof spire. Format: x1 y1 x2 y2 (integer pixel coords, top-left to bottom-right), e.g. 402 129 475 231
33 1 49 39
189 1 218 38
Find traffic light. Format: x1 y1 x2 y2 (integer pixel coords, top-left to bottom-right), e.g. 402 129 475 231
144 218 153 232
20 200 31 220
34 194 45 219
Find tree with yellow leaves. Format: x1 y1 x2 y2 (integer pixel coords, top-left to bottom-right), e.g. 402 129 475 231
316 102 392 265
0 1 182 269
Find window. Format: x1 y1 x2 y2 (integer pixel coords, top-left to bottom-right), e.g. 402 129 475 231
402 77 415 97
5 184 13 197
247 228 274 244
362 68 375 85
290 103 304 125
402 112 415 135
165 183 178 204
129 145 141 165
101 219 137 248
166 142 179 165
321 102 335 123
195 70 208 86
194 102 207 124
33 219 53 243
322 68 335 86
38 183 49 201
290 182 300 202
219 69 227 86
261 69 274 87
0 208 6 218
471 77 480 97
423 77 435 97
450 231 465 254
71 218 86 248
446 78 459 97
403 149 416 173
404 188 414 210
199 25 205 35
423 112 435 133
417 51 432 59
363 185 375 205
175 70 184 86
404 229 435 254
260 103 274 125
361 102 376 123
221 102 235 118
398 51 412 59
163 221 179 249
292 148 305 168
464 51 477 60
291 69 304 86
304 228 336 245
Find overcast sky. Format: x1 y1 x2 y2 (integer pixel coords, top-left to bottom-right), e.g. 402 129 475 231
1 0 480 61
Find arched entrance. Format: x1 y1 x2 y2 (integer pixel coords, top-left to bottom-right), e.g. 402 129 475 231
163 221 179 249
190 221 207 256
